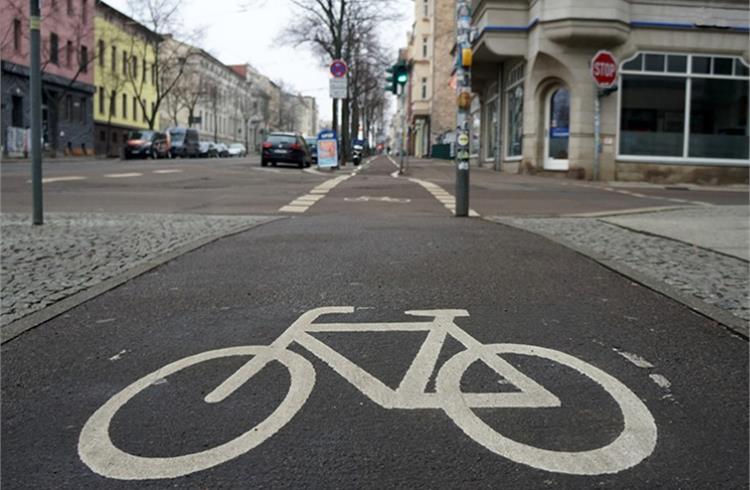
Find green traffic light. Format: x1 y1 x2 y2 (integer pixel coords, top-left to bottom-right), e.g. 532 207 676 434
397 73 408 84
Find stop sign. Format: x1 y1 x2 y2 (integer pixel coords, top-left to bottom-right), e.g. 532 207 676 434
591 50 618 88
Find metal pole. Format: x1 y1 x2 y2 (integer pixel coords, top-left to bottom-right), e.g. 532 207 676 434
454 1 472 217
400 83 405 174
30 0 43 225
593 88 601 181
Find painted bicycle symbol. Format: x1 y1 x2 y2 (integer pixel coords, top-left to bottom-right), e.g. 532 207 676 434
79 307 657 480
343 196 411 203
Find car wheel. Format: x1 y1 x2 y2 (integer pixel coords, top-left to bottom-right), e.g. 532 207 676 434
261 160 268 167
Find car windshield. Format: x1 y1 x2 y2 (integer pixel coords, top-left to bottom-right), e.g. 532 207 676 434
128 131 153 140
305 139 316 146
169 130 186 143
267 135 296 144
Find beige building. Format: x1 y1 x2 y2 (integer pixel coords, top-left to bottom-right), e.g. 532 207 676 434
470 0 749 183
403 0 458 158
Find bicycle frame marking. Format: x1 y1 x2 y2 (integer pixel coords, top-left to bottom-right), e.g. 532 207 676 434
205 307 560 410
79 307 658 480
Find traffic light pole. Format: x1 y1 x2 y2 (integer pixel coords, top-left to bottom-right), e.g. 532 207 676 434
30 0 43 225
454 1 472 217
400 83 406 174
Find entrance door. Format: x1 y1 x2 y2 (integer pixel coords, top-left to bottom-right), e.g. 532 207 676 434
544 87 570 170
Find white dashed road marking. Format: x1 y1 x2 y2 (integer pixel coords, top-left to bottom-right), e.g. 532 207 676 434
152 169 183 174
104 173 143 178
279 175 351 214
571 182 714 208
408 177 480 217
34 176 87 184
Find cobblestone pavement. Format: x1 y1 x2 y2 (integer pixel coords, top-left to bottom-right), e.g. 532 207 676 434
489 215 749 322
1 213 273 327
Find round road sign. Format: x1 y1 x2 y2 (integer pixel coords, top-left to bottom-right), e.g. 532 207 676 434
591 51 617 88
330 59 348 78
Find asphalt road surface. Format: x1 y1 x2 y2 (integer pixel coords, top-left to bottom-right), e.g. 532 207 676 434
2 156 747 488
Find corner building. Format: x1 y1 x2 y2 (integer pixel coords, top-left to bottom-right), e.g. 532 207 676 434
470 0 749 183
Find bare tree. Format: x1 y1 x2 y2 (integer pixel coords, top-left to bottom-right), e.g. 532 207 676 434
124 0 204 130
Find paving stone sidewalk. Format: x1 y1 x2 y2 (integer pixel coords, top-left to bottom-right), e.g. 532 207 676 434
1 213 273 328
490 215 749 324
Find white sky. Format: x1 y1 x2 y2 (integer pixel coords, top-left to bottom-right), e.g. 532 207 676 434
106 0 414 123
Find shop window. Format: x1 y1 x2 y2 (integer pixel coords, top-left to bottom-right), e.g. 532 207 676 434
505 62 525 158
689 79 749 159
619 52 750 162
484 83 499 162
620 75 685 157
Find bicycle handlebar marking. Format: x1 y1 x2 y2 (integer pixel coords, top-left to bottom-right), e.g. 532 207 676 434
79 307 657 480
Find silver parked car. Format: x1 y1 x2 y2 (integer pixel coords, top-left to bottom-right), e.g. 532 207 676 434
227 143 247 157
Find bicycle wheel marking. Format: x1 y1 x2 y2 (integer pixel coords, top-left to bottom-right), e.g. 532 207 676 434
78 307 658 480
78 347 315 480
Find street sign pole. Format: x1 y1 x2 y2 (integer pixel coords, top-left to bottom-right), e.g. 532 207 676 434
454 1 472 217
594 92 601 181
30 0 43 225
591 50 618 182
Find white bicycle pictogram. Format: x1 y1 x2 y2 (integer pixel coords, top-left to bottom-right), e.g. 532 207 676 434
79 307 657 480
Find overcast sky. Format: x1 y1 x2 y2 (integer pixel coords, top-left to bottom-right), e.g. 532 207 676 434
107 0 414 124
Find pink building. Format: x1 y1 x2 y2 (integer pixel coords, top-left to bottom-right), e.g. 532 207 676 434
2 0 96 156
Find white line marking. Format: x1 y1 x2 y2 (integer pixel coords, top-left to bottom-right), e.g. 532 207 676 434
29 176 87 184
79 307 657 479
279 205 308 213
104 173 143 178
152 169 183 174
108 350 128 361
614 349 655 369
649 374 671 390
407 177 481 217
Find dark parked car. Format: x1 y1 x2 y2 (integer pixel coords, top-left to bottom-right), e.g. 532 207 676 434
198 141 218 158
215 143 229 158
262 132 312 168
305 137 318 164
168 127 199 158
123 130 169 159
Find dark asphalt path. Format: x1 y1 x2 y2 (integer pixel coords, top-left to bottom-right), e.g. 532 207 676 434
2 156 748 489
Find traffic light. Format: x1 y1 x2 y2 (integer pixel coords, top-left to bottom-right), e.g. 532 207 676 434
385 66 397 94
384 61 410 94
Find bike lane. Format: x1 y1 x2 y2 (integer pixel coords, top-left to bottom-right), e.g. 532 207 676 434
1 175 748 488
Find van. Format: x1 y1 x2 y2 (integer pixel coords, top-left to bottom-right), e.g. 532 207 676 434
167 127 199 158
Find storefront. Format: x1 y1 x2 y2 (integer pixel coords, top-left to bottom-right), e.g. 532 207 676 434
469 1 749 183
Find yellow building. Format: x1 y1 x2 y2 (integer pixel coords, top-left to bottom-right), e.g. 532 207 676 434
94 1 158 156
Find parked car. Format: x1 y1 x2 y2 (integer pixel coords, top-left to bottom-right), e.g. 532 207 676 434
215 143 229 158
167 127 199 158
262 132 312 168
304 137 318 164
123 130 169 160
227 143 247 157
198 141 218 158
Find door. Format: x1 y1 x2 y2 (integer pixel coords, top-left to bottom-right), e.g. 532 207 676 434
544 87 570 170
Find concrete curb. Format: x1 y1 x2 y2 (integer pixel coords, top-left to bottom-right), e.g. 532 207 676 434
485 217 749 340
0 216 284 345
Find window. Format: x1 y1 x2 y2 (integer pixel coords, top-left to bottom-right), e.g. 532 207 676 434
123 51 128 76
80 45 88 72
66 40 73 67
99 86 104 114
11 95 24 127
50 33 59 65
81 0 87 23
78 97 86 122
13 19 21 52
619 52 749 162
143 99 147 122
143 59 147 82
423 0 428 17
151 63 156 85
421 77 427 99
505 63 525 158
122 93 127 119
67 0 73 15
485 82 499 161
133 97 138 121
422 37 428 58
132 55 138 79
98 40 104 68
111 45 116 72
64 95 73 120
110 90 116 117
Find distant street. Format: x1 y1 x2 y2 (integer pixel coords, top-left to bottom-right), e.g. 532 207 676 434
1 156 748 489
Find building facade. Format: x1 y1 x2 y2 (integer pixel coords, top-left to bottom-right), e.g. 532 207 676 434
470 0 749 183
293 95 318 137
1 0 96 156
94 1 159 156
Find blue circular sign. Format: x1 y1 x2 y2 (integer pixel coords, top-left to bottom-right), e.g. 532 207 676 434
330 59 348 78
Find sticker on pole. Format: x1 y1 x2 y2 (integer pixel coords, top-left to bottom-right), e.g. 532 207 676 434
316 130 338 169
591 50 617 88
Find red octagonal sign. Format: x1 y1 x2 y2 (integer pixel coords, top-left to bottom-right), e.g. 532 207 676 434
591 50 618 88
